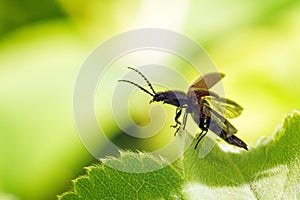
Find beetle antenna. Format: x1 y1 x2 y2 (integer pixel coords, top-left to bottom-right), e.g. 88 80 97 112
118 80 154 97
127 67 156 94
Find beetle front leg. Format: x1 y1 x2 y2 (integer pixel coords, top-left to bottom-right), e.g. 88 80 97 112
171 107 182 136
182 111 188 130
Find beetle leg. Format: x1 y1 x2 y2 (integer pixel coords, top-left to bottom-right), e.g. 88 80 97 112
194 114 210 149
204 116 211 130
182 111 188 130
194 129 208 149
199 114 207 130
174 107 182 126
171 107 182 128
171 107 182 136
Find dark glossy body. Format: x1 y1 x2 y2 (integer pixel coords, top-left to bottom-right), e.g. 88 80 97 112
151 91 188 107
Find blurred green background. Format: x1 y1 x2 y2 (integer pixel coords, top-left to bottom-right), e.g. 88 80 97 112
1 0 300 199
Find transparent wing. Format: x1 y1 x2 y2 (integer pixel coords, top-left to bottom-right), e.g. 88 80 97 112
190 102 238 137
202 103 238 137
204 96 243 118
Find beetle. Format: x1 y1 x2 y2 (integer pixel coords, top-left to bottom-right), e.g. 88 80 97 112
118 67 248 150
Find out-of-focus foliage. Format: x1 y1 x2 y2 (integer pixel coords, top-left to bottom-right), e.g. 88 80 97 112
0 0 66 35
0 1 300 199
0 21 96 199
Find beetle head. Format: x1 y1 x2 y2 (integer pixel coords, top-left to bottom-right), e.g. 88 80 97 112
150 92 168 103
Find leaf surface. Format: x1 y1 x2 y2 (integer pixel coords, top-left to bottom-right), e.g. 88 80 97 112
59 111 300 200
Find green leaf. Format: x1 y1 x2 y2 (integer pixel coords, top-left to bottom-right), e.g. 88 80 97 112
59 111 300 200
59 152 185 200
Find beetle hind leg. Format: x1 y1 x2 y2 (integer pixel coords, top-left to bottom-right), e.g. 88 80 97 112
194 129 208 149
194 115 210 149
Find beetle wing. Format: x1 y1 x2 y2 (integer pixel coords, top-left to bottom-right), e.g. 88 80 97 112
205 104 238 136
190 102 238 137
187 88 219 99
204 96 243 118
189 72 225 89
